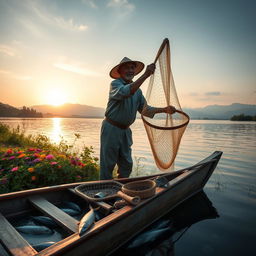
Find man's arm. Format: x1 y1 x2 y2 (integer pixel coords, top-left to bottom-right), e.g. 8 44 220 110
142 105 176 118
130 64 155 94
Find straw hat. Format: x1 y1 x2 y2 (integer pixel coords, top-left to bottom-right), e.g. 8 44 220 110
109 57 144 79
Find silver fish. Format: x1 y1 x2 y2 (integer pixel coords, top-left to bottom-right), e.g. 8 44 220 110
32 216 58 228
60 208 80 216
78 206 95 236
62 202 81 213
126 227 171 249
33 241 55 251
16 225 53 235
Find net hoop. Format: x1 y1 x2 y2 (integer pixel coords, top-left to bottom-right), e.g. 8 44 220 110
141 110 190 130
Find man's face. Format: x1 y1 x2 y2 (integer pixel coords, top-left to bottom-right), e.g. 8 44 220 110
119 62 136 82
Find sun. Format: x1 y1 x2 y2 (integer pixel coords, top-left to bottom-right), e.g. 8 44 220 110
47 89 67 106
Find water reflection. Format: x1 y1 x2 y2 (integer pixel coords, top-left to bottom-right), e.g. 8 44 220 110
51 118 62 144
111 191 219 256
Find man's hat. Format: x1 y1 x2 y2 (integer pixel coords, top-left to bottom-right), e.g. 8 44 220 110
109 57 144 79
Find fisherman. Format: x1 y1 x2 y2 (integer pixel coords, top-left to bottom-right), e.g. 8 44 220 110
100 57 176 180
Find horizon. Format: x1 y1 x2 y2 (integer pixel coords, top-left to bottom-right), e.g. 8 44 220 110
1 101 256 110
1 0 256 109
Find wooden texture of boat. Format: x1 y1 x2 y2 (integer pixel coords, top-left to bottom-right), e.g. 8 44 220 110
0 151 222 256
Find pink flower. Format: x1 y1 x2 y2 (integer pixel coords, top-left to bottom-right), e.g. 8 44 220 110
9 156 16 160
50 161 58 165
11 167 19 172
46 154 54 160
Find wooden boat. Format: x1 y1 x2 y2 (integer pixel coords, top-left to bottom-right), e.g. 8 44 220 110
0 151 222 256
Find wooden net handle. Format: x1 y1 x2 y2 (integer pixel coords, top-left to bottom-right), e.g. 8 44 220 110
116 191 141 205
154 38 169 64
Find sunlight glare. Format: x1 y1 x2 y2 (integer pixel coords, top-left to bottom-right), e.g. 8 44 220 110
47 89 67 106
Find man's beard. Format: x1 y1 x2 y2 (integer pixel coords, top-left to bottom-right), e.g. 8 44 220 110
124 73 134 81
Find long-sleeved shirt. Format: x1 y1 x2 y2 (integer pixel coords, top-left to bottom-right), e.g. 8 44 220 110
105 78 155 126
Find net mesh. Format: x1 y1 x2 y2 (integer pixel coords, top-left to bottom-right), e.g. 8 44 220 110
141 39 189 171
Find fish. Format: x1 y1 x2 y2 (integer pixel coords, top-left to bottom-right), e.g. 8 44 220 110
62 202 81 213
16 225 53 235
60 208 80 216
33 241 55 251
149 219 172 230
32 216 58 228
126 227 171 249
78 206 95 236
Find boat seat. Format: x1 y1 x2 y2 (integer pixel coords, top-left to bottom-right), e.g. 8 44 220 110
0 212 37 256
28 196 78 234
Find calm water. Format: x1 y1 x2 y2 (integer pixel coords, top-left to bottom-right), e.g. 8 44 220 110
1 118 255 255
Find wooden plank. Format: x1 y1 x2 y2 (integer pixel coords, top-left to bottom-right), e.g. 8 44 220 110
29 196 78 234
0 212 37 256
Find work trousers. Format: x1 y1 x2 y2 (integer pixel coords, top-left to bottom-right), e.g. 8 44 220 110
100 120 133 180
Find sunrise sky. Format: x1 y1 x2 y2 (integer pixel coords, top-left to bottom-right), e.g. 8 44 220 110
0 0 255 108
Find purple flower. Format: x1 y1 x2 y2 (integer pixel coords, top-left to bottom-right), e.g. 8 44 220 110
33 158 41 163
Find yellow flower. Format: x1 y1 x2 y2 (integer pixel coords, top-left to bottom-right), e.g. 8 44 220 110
59 154 66 159
40 154 46 159
31 176 36 181
28 167 34 173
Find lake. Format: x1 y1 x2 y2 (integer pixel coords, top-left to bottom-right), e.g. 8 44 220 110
0 117 255 255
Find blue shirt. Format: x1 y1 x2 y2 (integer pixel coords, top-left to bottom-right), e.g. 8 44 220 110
105 78 154 126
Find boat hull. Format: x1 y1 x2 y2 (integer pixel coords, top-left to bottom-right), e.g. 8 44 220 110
0 151 222 256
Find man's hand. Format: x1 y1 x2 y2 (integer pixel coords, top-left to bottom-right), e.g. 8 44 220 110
144 63 156 78
164 105 176 114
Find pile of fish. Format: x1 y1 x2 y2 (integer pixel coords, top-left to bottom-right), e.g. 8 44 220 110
14 201 100 251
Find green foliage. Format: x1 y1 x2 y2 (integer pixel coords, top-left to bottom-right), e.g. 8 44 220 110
0 124 99 194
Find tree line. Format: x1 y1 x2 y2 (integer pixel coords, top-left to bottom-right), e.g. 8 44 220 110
0 103 43 117
230 114 256 121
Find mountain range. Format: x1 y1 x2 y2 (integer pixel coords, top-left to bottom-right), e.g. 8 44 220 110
0 102 255 119
31 103 255 119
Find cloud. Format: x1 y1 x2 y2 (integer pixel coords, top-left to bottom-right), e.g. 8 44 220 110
53 57 101 76
189 92 198 96
107 0 135 15
81 0 98 8
22 1 88 32
54 17 88 31
0 44 18 57
205 91 221 96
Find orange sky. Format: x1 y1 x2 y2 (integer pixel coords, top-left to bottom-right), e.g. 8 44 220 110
0 0 255 109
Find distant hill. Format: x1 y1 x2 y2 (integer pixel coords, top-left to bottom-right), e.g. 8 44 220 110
183 103 256 120
1 102 255 119
32 103 105 118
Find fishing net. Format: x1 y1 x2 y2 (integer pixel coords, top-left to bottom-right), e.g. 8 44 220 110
141 38 189 171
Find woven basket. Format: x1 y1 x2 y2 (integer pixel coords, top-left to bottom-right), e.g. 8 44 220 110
122 180 156 199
